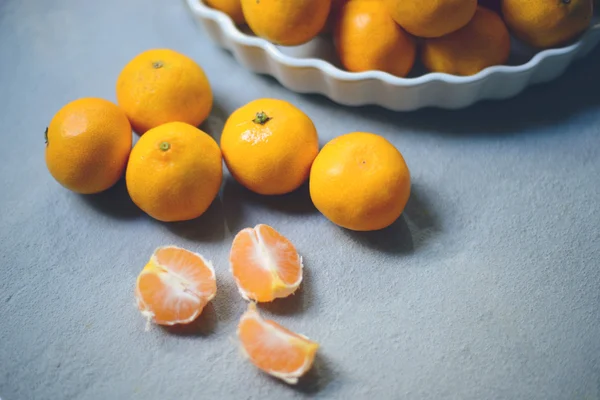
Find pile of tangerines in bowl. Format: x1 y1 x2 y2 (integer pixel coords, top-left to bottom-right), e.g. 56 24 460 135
44 48 411 384
205 0 595 77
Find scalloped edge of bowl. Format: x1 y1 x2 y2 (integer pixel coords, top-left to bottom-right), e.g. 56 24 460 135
187 0 600 110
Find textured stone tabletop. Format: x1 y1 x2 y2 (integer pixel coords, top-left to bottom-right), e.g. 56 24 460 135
1 0 599 399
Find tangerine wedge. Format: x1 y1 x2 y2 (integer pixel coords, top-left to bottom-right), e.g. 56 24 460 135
238 303 319 384
230 224 303 302
135 246 217 326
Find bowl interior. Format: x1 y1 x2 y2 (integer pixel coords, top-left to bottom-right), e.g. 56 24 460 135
235 15 599 79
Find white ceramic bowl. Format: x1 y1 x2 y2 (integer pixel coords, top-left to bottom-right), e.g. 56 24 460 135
187 0 600 111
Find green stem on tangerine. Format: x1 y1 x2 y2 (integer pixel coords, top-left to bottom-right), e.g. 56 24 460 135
252 111 271 125
44 127 49 145
159 141 171 151
152 61 164 69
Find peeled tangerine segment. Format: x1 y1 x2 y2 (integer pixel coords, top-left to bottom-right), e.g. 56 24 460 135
238 303 319 384
135 246 217 326
230 224 303 302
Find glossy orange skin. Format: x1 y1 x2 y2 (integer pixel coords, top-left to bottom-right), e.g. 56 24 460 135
503 0 593 49
309 132 411 232
205 0 245 24
116 49 213 135
126 122 222 222
383 0 478 38
220 98 319 196
422 6 511 76
45 98 132 194
241 0 332 46
334 0 416 77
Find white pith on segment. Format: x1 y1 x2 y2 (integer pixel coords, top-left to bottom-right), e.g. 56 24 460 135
237 304 318 385
230 224 303 302
135 246 217 326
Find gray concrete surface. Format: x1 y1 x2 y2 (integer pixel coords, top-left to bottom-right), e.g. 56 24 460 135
1 0 600 399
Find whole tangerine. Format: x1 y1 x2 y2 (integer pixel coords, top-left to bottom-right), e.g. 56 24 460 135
116 49 213 135
240 0 332 46
334 0 416 77
503 0 593 49
309 132 411 232
45 97 132 194
383 0 477 38
421 6 511 76
126 122 222 222
220 98 319 196
205 0 245 24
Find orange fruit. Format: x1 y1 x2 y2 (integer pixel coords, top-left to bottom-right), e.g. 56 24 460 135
220 98 319 196
334 0 416 77
421 6 511 76
237 303 319 384
126 122 223 222
309 132 411 232
45 97 132 194
240 0 332 46
116 49 213 135
230 224 303 302
205 0 245 24
502 0 593 49
135 246 217 326
383 0 478 38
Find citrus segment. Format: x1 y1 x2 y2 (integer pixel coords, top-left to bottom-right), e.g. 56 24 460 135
135 246 217 326
238 303 319 384
230 224 303 302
